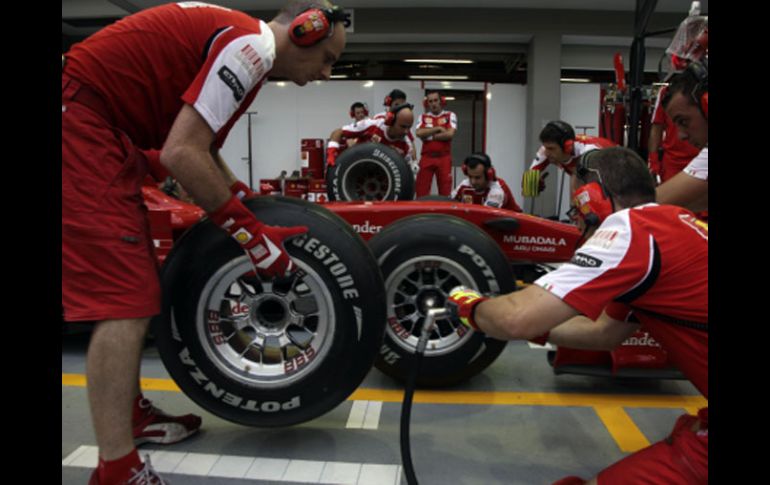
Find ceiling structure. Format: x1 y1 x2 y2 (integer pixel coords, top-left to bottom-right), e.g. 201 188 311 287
62 0 707 83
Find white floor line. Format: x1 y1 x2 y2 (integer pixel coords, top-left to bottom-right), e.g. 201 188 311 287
527 342 555 350
347 400 383 430
62 445 402 484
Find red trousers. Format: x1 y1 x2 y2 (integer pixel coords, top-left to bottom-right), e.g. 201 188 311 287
415 154 453 197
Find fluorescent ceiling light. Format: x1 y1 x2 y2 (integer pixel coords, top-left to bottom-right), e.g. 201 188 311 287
404 59 474 64
443 96 456 101
409 75 469 80
330 75 348 79
363 81 375 87
561 78 591 83
276 81 287 87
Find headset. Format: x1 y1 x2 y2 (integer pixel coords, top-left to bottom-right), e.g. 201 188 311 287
384 102 414 126
571 149 614 227
384 89 407 108
423 92 447 110
687 59 708 119
462 153 496 181
289 5 347 47
349 102 369 118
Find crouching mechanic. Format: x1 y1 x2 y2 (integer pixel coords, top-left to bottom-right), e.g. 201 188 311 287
451 153 522 212
521 121 615 197
62 1 346 483
326 102 416 172
448 147 707 485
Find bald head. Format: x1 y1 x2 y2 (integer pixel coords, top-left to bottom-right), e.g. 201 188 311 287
387 106 414 139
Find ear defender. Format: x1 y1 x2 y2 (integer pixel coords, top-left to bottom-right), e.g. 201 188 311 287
289 6 346 47
384 102 414 126
572 149 613 226
461 154 496 181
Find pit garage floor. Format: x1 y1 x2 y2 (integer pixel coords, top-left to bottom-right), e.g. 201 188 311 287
62 331 704 485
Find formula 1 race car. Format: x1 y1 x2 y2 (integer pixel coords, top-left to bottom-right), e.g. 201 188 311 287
143 143 682 428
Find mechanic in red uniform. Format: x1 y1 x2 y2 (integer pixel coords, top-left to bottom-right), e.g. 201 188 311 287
415 90 458 197
521 121 615 196
326 102 416 170
647 85 699 183
349 101 370 124
449 147 707 485
62 2 346 483
372 88 417 161
451 153 522 212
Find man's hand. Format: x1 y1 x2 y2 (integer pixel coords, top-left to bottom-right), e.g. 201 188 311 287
446 286 489 331
409 160 419 177
209 196 308 278
647 152 662 185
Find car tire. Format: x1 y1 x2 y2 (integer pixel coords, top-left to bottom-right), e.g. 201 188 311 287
152 196 386 427
368 213 516 387
326 143 414 201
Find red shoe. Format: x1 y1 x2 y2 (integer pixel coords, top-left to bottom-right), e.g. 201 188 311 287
132 396 202 446
89 456 168 485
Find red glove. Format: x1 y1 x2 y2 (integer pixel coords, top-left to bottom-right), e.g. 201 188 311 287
209 196 308 278
326 142 340 167
230 180 256 200
446 286 489 331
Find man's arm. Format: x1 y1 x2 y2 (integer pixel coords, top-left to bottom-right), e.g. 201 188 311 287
160 104 231 213
431 126 456 141
547 311 640 351
211 149 239 187
416 126 445 139
473 285 580 341
656 170 708 212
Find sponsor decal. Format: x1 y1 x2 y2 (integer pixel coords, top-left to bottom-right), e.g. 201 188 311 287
218 66 245 101
379 343 400 365
584 229 619 249
679 214 708 240
620 331 662 348
570 252 603 268
234 44 264 80
291 236 360 301
284 347 317 375
351 220 383 234
503 235 567 254
178 347 301 412
233 227 253 244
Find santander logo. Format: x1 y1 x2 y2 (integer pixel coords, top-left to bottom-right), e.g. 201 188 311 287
352 220 383 234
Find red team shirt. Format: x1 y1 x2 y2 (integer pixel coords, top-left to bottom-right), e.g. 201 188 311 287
451 177 523 212
340 118 414 160
535 204 708 398
418 111 457 156
64 2 273 149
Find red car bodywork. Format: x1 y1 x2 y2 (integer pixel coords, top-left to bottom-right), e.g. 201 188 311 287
142 185 680 380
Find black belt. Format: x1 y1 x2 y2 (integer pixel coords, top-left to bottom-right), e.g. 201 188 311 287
422 151 448 158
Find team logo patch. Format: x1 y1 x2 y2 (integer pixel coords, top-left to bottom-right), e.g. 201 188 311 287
218 66 245 101
249 243 268 260
570 252 603 268
233 228 253 244
584 230 619 250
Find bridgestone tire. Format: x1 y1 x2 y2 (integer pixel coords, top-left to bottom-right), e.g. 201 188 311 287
368 214 516 387
152 197 386 427
326 143 414 201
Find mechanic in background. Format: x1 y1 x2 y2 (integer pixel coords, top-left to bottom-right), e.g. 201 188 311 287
449 147 707 485
372 88 417 161
647 85 700 184
415 90 458 197
521 121 615 197
349 101 369 125
62 1 345 483
326 102 416 172
451 153 522 212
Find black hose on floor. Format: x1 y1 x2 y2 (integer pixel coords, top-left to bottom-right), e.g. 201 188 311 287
400 347 423 485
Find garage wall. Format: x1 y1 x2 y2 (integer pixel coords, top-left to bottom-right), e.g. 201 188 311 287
484 84 528 207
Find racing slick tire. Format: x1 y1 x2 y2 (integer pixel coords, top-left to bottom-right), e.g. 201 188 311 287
368 214 516 387
326 143 415 201
152 196 387 427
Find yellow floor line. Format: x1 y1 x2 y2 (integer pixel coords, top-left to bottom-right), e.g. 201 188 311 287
63 373 706 409
594 406 650 453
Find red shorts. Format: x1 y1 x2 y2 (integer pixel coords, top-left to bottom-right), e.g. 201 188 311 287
62 76 161 322
596 409 708 485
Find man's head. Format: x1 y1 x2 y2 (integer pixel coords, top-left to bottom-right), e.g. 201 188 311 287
350 101 368 121
425 91 445 114
569 147 656 230
384 89 407 108
662 63 708 149
384 103 414 139
463 153 495 191
540 121 576 163
270 1 346 86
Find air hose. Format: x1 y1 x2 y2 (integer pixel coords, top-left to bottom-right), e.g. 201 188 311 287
400 308 449 485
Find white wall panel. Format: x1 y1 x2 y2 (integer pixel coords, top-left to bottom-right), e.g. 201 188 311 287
484 84 528 208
